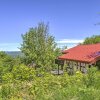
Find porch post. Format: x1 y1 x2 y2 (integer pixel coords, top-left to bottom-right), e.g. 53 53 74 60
58 64 59 75
80 62 81 71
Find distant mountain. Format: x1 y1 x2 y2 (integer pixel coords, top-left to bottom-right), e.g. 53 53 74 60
6 51 23 57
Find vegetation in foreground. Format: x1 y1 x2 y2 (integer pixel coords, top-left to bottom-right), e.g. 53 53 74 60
0 51 100 100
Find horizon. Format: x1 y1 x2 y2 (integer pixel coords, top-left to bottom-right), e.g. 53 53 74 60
0 0 100 51
0 39 84 51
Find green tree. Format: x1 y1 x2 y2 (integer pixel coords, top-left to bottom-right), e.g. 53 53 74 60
83 35 100 44
0 51 15 72
20 22 60 70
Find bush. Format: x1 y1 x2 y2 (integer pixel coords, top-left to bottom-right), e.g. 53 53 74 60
0 64 100 100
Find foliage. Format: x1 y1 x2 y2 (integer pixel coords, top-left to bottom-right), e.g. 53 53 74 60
0 52 100 100
0 63 100 100
0 51 21 83
83 35 100 44
20 22 61 70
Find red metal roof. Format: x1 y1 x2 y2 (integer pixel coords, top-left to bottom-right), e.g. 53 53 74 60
59 43 100 63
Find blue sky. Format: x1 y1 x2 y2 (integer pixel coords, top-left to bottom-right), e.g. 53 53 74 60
0 0 100 51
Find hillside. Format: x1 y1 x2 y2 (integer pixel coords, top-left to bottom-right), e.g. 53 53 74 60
6 51 23 57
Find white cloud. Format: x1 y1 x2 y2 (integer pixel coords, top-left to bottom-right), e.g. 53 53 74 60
0 43 20 51
56 39 84 43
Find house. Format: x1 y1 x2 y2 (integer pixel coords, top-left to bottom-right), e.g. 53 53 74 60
58 43 100 74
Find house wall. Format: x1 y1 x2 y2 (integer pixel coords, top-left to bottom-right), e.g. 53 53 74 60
65 60 91 74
